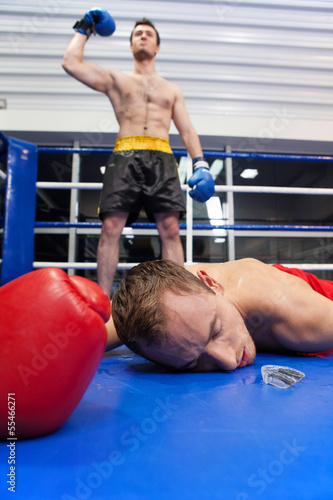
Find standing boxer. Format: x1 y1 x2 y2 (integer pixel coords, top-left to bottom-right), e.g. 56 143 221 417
62 9 214 299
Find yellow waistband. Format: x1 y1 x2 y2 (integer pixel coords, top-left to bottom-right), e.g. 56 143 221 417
113 136 172 154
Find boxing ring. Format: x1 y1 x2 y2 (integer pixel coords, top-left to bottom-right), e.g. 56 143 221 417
1 132 333 284
1 131 333 499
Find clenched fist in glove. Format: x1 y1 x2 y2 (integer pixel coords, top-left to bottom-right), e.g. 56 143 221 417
0 268 110 439
188 157 215 203
73 7 116 38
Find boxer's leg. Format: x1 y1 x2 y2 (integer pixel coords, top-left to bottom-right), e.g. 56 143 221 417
155 211 184 265
97 211 128 298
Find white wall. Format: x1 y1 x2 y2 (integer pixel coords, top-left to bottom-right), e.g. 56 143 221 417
0 0 333 144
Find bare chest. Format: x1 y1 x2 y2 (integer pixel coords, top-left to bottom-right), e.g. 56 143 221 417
118 75 174 110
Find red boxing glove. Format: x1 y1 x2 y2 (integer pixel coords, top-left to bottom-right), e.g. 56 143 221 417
0 268 110 439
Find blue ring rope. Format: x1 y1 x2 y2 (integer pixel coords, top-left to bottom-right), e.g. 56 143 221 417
37 147 333 163
34 221 333 232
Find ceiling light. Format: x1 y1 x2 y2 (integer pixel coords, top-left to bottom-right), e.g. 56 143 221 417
240 168 258 179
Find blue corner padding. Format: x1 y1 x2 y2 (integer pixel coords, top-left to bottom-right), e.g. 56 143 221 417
1 135 38 285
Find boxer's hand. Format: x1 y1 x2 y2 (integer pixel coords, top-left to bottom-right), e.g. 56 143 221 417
73 7 116 38
188 157 215 203
0 268 110 439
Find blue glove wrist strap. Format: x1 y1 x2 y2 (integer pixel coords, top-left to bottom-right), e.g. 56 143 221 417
193 156 206 163
193 158 209 171
73 18 93 38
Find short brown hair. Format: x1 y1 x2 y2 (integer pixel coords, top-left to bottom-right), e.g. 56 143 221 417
130 18 160 45
112 260 213 356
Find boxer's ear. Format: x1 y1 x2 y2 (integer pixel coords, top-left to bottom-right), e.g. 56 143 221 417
196 270 224 295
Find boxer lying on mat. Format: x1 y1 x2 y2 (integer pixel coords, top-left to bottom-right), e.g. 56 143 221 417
108 258 333 371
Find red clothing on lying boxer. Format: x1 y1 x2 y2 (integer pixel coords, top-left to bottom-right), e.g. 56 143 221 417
272 264 333 301
273 264 333 356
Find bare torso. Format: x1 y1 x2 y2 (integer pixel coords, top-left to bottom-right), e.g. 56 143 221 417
106 69 178 139
62 31 203 159
187 259 333 354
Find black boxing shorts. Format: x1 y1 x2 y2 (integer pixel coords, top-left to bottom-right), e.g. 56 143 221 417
98 136 186 225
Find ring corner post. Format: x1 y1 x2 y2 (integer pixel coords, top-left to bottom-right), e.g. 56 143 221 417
1 136 38 285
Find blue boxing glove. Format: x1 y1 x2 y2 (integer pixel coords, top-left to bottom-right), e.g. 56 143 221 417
73 7 116 38
188 157 215 203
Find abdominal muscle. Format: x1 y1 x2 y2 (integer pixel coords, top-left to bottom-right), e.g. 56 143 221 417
108 73 175 140
117 103 172 139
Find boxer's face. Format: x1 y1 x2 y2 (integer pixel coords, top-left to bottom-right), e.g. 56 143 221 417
142 289 257 372
131 25 160 60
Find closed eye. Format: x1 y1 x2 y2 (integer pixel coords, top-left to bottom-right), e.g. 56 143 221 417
190 325 222 371
212 324 222 340
178 313 220 372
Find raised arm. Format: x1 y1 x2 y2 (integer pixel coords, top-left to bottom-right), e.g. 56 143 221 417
62 8 116 94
